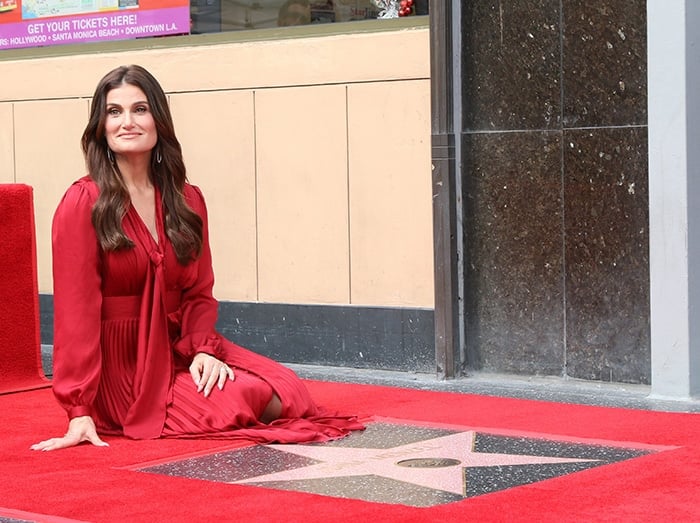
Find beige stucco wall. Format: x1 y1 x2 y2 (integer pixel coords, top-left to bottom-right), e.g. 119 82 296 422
0 26 433 308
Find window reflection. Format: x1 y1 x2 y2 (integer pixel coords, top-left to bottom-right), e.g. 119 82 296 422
189 0 427 34
278 0 311 26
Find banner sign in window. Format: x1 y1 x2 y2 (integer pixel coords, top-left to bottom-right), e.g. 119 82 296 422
0 0 189 50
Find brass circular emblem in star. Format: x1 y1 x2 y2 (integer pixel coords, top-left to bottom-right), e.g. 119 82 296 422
396 458 462 468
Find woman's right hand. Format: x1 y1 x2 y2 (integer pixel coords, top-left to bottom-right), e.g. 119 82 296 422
30 415 109 451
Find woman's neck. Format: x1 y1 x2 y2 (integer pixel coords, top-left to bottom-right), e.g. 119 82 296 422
117 155 152 191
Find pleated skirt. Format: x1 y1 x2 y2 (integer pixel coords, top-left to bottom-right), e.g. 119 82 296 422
93 318 363 443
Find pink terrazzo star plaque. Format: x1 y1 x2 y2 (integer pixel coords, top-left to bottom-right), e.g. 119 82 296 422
136 419 675 507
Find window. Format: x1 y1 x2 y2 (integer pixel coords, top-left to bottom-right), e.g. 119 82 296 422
0 0 428 51
192 1 379 33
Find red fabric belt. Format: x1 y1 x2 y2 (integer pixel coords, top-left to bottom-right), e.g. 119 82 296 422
101 291 181 319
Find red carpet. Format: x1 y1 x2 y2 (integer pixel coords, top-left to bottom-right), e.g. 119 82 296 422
0 184 50 395
2 380 699 522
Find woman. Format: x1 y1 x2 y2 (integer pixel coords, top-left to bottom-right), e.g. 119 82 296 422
32 65 362 451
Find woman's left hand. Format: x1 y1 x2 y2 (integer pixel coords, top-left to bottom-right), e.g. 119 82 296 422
190 352 235 397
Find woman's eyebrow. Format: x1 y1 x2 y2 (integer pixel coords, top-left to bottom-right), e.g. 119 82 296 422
106 100 149 107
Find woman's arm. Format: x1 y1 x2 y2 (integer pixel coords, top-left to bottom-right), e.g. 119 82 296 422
172 185 234 395
32 180 107 451
51 180 104 420
172 185 222 360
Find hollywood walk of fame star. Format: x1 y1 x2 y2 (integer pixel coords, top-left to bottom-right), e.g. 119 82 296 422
233 430 598 496
136 421 664 507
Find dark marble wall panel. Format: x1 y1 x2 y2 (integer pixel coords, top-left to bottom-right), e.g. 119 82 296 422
562 0 647 127
563 127 649 383
459 1 649 383
39 295 435 374
216 302 435 373
462 0 561 131
462 131 564 375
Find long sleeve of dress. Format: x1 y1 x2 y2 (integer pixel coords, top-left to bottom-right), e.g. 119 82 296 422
51 180 103 420
172 185 223 361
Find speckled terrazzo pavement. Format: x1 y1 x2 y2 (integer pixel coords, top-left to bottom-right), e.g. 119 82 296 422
133 420 671 507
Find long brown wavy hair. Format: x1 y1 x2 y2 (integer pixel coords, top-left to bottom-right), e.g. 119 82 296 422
81 64 202 264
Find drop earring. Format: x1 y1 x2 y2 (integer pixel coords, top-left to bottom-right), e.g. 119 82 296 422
107 147 115 163
156 148 162 164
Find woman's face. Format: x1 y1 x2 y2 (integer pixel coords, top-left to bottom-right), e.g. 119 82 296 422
104 83 158 160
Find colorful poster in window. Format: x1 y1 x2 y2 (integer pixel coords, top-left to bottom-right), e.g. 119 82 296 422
0 0 189 50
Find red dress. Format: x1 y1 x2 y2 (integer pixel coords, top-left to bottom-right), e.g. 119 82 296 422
51 177 363 442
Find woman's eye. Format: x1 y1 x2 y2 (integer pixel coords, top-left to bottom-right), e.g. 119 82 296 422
135 106 148 113
107 108 120 116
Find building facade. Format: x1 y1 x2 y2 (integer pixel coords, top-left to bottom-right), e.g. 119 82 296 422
2 1 698 398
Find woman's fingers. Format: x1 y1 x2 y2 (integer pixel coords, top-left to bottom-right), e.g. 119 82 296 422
190 353 234 397
46 435 79 451
216 365 234 391
30 438 59 451
86 433 110 447
90 436 109 447
202 363 221 397
30 433 79 451
30 432 106 451
189 362 203 391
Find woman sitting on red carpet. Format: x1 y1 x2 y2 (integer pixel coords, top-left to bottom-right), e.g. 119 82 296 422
32 65 362 451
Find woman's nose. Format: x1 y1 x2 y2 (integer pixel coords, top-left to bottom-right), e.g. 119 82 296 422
121 112 134 127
